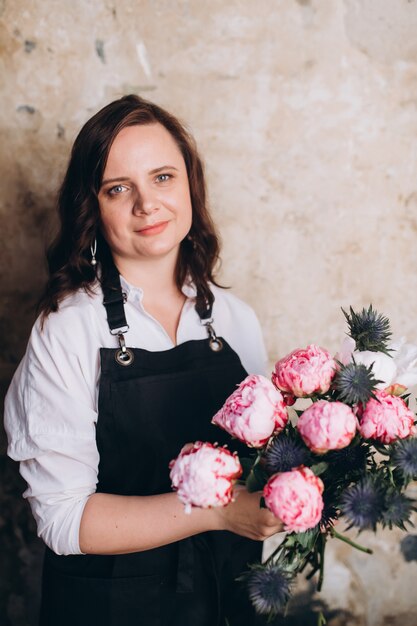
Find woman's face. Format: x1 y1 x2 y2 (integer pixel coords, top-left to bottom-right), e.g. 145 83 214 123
98 122 192 268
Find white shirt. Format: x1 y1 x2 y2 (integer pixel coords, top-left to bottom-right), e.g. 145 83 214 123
4 278 268 556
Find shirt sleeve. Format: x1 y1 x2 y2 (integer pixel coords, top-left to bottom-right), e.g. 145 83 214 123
3 304 100 555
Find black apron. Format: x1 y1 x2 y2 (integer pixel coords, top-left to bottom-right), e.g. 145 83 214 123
39 272 263 626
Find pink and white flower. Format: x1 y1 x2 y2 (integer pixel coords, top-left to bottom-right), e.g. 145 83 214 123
272 345 337 398
297 400 357 454
358 390 415 444
263 466 324 532
212 374 288 448
169 442 242 514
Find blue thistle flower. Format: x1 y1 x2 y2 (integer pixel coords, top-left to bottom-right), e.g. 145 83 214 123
340 477 385 531
320 497 339 529
264 436 311 474
342 304 392 354
326 443 368 473
382 490 415 530
391 438 417 482
247 563 293 616
334 361 381 405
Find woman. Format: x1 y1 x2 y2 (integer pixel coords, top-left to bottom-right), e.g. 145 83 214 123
4 95 282 626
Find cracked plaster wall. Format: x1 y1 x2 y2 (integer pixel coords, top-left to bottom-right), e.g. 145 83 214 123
1 1 417 624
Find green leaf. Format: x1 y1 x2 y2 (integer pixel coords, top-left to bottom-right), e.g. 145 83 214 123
402 394 410 407
281 528 320 553
280 533 298 549
240 457 255 480
311 462 329 476
294 528 320 550
246 463 267 492
372 442 390 456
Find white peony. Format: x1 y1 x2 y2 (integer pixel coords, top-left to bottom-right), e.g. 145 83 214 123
337 336 417 390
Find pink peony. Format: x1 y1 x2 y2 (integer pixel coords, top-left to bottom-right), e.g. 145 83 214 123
297 400 357 454
358 390 415 444
263 466 324 532
212 374 288 448
169 442 242 513
273 345 337 398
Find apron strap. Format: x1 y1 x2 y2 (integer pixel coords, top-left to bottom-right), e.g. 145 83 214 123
102 264 129 335
102 265 134 366
198 300 213 321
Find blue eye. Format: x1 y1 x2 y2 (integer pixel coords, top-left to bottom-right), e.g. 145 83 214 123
108 184 126 196
156 173 171 182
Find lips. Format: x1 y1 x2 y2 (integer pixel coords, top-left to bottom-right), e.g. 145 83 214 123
136 221 169 235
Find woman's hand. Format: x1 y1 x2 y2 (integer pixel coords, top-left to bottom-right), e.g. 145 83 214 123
214 485 284 540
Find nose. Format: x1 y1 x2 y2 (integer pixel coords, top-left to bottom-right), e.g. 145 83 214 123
132 186 159 216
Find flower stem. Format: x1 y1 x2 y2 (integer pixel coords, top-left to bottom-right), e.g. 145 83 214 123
317 534 326 592
317 611 327 626
264 543 283 565
330 528 373 554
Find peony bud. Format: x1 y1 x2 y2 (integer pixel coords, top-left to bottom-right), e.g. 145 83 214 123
212 374 288 448
169 442 242 513
297 400 357 454
273 345 337 398
359 390 415 444
263 466 324 533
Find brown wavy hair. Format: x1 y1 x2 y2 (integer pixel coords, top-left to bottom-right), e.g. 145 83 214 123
38 94 223 320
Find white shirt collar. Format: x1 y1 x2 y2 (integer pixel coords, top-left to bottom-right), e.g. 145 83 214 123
119 275 197 303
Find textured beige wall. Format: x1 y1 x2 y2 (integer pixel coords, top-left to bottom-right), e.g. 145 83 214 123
1 1 417 625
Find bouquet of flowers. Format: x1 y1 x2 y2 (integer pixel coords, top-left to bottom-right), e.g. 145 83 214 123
169 305 417 620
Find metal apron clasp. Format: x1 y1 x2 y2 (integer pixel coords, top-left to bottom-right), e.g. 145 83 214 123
110 325 134 366
201 318 223 352
115 332 134 366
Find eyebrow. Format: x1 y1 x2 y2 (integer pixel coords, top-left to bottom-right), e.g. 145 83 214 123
101 165 179 188
149 165 179 175
100 176 130 187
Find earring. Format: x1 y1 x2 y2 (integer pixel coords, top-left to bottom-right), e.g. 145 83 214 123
187 234 196 249
90 238 97 266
